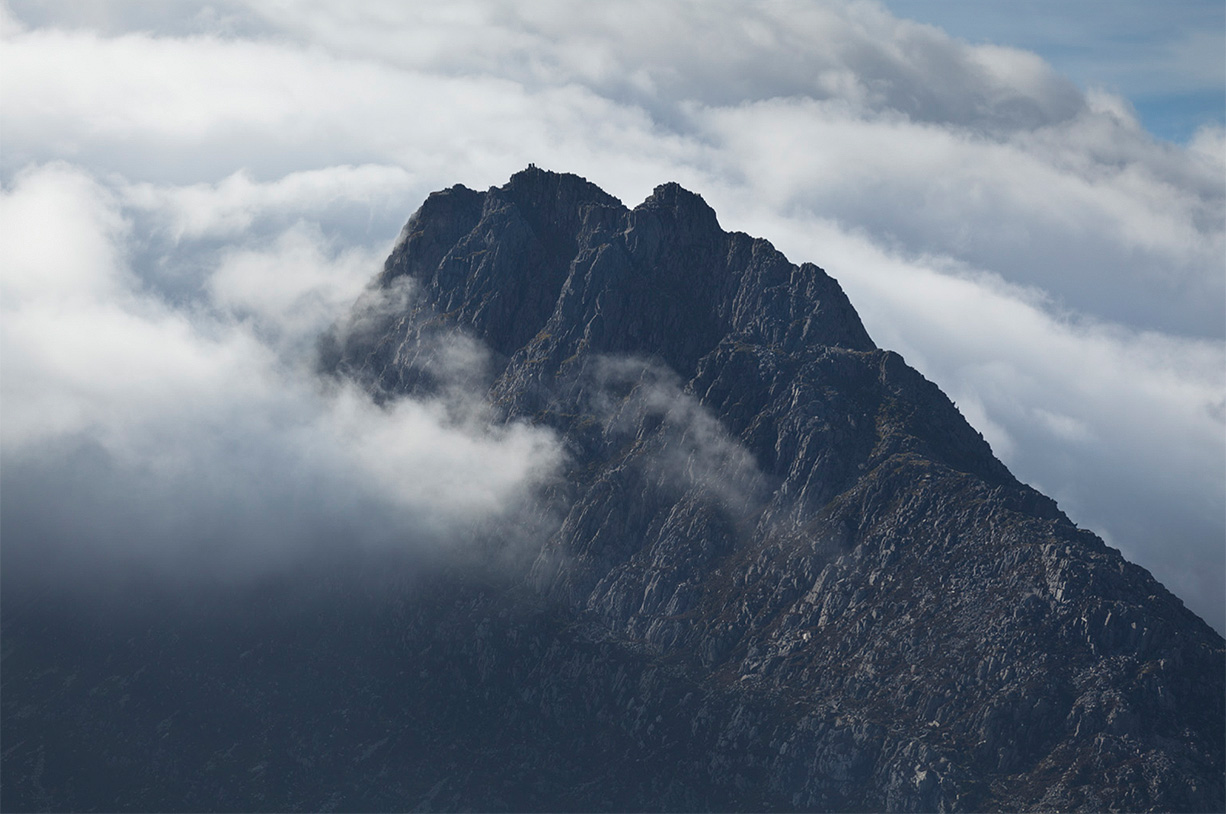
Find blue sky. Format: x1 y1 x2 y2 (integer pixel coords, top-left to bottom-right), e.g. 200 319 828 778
882 0 1226 143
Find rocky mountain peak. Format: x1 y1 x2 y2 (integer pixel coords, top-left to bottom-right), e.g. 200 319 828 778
500 165 622 241
635 179 723 239
374 167 875 384
10 167 1220 813
327 167 1225 811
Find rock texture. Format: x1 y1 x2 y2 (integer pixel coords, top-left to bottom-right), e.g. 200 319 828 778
4 167 1223 812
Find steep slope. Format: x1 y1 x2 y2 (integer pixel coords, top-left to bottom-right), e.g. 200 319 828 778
328 166 1224 811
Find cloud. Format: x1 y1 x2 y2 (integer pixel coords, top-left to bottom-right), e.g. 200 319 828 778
580 356 770 519
696 95 1224 337
877 0 1226 97
122 164 419 242
0 163 564 594
241 0 1087 131
1 0 1221 630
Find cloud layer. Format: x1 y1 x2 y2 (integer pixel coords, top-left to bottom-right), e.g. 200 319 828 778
1 162 563 593
2 0 1222 629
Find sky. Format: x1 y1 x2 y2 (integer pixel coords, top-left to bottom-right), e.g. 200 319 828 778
880 0 1225 144
1 0 1223 632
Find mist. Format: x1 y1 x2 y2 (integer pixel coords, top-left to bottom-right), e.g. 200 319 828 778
0 163 564 601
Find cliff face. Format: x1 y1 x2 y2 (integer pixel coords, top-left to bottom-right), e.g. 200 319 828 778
4 167 1222 812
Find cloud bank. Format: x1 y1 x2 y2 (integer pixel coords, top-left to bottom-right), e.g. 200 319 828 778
0 162 562 594
1 0 1222 630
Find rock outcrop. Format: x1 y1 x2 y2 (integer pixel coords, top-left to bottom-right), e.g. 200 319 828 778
4 167 1222 812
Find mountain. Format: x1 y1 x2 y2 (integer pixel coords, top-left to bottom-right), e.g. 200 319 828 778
3 167 1223 812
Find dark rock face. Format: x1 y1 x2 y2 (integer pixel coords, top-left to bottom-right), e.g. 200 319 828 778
4 167 1222 812
327 167 1225 811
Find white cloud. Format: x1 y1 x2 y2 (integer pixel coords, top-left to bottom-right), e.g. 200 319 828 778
0 163 564 584
1190 124 1226 165
1 0 1221 629
0 163 128 303
877 0 1226 106
123 164 419 241
696 96 1223 336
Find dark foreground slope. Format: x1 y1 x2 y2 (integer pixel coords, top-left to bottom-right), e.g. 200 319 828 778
3 168 1222 812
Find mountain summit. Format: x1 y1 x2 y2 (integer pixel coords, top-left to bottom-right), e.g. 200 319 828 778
5 167 1222 812
331 167 1224 811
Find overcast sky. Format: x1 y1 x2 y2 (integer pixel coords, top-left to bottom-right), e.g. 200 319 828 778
2 0 1223 632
